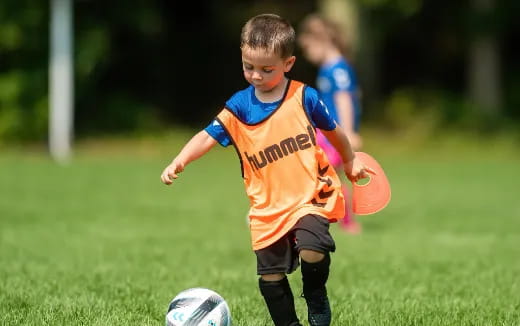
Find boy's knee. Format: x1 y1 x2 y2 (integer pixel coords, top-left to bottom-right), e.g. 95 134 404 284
260 273 286 282
300 249 325 263
301 253 331 293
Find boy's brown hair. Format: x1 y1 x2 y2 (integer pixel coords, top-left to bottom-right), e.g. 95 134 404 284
240 14 295 59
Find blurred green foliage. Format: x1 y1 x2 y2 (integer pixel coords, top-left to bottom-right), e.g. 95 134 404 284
0 1 48 141
0 0 518 143
380 87 512 135
358 0 422 16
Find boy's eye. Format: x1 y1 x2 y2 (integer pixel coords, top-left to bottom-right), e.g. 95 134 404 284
263 68 274 73
244 64 253 70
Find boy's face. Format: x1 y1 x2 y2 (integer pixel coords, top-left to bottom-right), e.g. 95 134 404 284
241 46 295 93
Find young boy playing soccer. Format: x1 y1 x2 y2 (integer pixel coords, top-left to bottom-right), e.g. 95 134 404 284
160 13 373 326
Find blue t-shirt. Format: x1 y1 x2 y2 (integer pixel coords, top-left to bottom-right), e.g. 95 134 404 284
316 57 361 131
205 83 337 147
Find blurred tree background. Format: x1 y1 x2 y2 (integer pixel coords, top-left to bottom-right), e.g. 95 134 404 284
0 0 519 143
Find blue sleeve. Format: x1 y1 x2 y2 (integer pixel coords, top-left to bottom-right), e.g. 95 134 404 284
204 120 232 147
205 88 251 147
304 87 337 131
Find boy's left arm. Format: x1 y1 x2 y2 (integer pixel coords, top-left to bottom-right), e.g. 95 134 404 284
320 125 374 182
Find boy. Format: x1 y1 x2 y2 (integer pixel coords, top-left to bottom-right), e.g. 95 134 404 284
160 14 373 326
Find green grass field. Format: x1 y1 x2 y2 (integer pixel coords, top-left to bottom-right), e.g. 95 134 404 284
1 131 520 325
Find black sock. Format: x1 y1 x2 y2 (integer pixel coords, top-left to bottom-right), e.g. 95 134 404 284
301 254 330 295
301 254 331 326
259 277 301 326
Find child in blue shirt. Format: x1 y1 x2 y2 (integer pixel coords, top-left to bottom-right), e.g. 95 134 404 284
298 13 364 234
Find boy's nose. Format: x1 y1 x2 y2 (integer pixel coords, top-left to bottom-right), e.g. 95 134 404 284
252 71 262 80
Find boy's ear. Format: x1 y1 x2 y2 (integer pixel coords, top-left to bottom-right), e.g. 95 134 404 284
284 56 296 72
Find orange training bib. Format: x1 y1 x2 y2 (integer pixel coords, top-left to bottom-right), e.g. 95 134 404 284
216 80 345 250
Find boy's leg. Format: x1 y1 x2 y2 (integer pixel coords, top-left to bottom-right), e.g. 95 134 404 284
259 275 301 326
293 215 336 326
255 235 302 326
300 252 331 326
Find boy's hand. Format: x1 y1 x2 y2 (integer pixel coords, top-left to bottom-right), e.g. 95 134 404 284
343 156 376 183
160 160 184 185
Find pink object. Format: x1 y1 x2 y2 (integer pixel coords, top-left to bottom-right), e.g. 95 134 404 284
341 185 353 222
339 185 362 234
316 130 342 167
317 130 364 233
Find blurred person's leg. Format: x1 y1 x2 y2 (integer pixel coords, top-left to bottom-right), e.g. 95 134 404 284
316 130 361 234
339 184 361 234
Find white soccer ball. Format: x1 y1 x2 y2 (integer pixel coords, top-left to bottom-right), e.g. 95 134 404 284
165 287 232 326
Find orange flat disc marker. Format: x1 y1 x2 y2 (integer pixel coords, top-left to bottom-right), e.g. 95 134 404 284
352 152 391 215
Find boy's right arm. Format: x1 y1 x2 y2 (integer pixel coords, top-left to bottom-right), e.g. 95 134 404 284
160 130 217 185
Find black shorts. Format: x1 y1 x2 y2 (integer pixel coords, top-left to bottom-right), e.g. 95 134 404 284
254 214 336 275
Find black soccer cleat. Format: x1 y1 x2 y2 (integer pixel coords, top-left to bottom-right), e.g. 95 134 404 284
302 288 331 326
